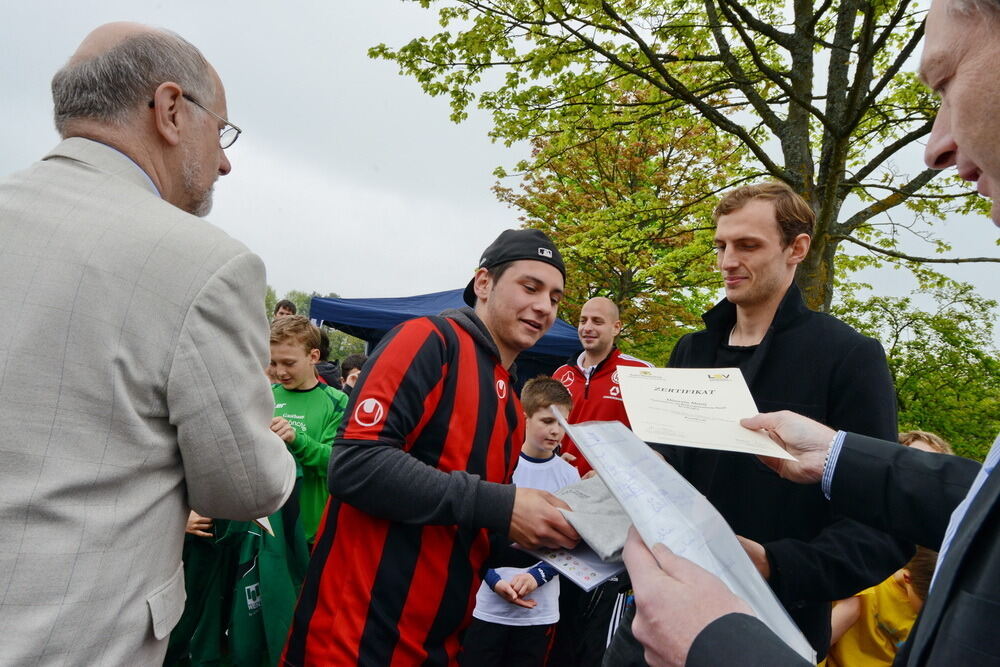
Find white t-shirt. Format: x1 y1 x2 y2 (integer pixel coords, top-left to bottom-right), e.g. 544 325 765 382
471 452 581 626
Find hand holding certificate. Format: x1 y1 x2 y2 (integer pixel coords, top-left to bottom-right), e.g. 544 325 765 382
616 366 795 460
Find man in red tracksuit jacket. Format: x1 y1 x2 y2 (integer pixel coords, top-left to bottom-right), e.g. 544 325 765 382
553 297 653 476
549 296 653 667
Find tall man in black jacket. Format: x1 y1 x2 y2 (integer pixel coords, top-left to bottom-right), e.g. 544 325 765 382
621 0 1000 663
606 182 912 663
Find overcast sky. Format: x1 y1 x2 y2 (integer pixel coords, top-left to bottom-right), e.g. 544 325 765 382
2 1 997 310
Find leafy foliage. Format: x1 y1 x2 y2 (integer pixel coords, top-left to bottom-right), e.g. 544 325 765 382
373 0 996 311
493 97 738 363
833 281 1000 461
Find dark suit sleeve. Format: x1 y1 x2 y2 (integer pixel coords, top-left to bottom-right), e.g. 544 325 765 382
830 433 979 548
687 613 811 667
763 335 913 604
825 336 897 440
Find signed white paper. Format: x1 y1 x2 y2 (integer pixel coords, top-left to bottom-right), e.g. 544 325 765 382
554 412 816 663
617 366 795 460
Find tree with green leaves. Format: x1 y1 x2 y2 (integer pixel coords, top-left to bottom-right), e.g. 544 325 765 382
833 280 1000 460
373 0 998 311
264 285 278 318
494 94 740 363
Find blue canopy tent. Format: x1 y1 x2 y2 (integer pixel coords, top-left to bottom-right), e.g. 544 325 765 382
309 289 581 386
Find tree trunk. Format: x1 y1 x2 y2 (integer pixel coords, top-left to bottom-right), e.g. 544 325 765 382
796 236 839 312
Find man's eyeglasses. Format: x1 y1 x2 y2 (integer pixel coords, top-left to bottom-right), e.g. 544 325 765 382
148 93 242 149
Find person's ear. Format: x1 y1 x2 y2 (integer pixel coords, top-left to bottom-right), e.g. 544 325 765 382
788 233 811 265
309 348 321 363
472 268 493 303
612 319 622 337
150 81 185 146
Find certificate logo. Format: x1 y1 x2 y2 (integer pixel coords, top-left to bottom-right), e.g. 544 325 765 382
706 373 730 381
354 398 386 427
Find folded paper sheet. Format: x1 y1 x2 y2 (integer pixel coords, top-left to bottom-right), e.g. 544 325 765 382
555 413 816 663
556 476 630 562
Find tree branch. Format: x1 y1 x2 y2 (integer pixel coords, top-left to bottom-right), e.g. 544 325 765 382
538 3 790 178
836 167 941 231
839 236 1000 263
850 118 934 186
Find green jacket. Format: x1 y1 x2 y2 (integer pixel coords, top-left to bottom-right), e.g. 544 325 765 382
272 382 348 542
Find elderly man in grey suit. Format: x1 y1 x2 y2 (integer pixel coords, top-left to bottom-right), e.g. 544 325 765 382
0 22 295 665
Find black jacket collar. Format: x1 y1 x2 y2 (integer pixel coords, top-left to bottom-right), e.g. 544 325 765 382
692 284 810 386
701 282 809 333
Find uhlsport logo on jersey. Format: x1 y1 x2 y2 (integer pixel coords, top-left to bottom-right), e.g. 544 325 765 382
496 379 507 399
559 370 574 388
354 397 386 427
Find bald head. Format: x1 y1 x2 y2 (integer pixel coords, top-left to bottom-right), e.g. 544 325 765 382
583 297 620 322
52 23 215 136
578 297 622 363
69 22 158 65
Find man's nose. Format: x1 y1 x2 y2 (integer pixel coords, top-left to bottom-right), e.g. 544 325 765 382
218 148 232 176
924 107 957 171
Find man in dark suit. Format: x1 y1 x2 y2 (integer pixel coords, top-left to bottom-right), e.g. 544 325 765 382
621 1 1000 663
606 182 911 663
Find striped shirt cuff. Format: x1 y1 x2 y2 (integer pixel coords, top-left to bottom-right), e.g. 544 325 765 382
821 431 847 500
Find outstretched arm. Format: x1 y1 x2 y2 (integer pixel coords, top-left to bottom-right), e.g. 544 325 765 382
623 528 807 667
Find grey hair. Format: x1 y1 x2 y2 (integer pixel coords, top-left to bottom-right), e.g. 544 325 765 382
950 0 1000 18
51 30 215 135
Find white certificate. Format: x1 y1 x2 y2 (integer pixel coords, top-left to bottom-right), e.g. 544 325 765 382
616 366 795 460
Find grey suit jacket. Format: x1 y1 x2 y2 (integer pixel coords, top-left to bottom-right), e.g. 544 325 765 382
0 138 296 665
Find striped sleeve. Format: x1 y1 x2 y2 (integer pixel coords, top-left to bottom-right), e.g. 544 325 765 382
338 317 448 447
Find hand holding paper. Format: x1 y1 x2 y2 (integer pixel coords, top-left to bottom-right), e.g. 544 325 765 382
623 527 753 667
741 411 835 483
509 487 580 550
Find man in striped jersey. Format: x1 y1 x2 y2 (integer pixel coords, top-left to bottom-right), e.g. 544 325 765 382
283 229 580 666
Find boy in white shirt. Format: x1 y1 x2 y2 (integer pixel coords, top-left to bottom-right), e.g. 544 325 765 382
461 377 581 666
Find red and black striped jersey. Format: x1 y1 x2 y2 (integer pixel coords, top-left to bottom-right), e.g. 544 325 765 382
283 309 523 666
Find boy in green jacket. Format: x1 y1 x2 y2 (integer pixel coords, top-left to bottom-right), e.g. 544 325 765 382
269 315 349 545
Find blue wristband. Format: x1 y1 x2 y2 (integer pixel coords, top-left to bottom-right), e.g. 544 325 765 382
527 561 557 587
